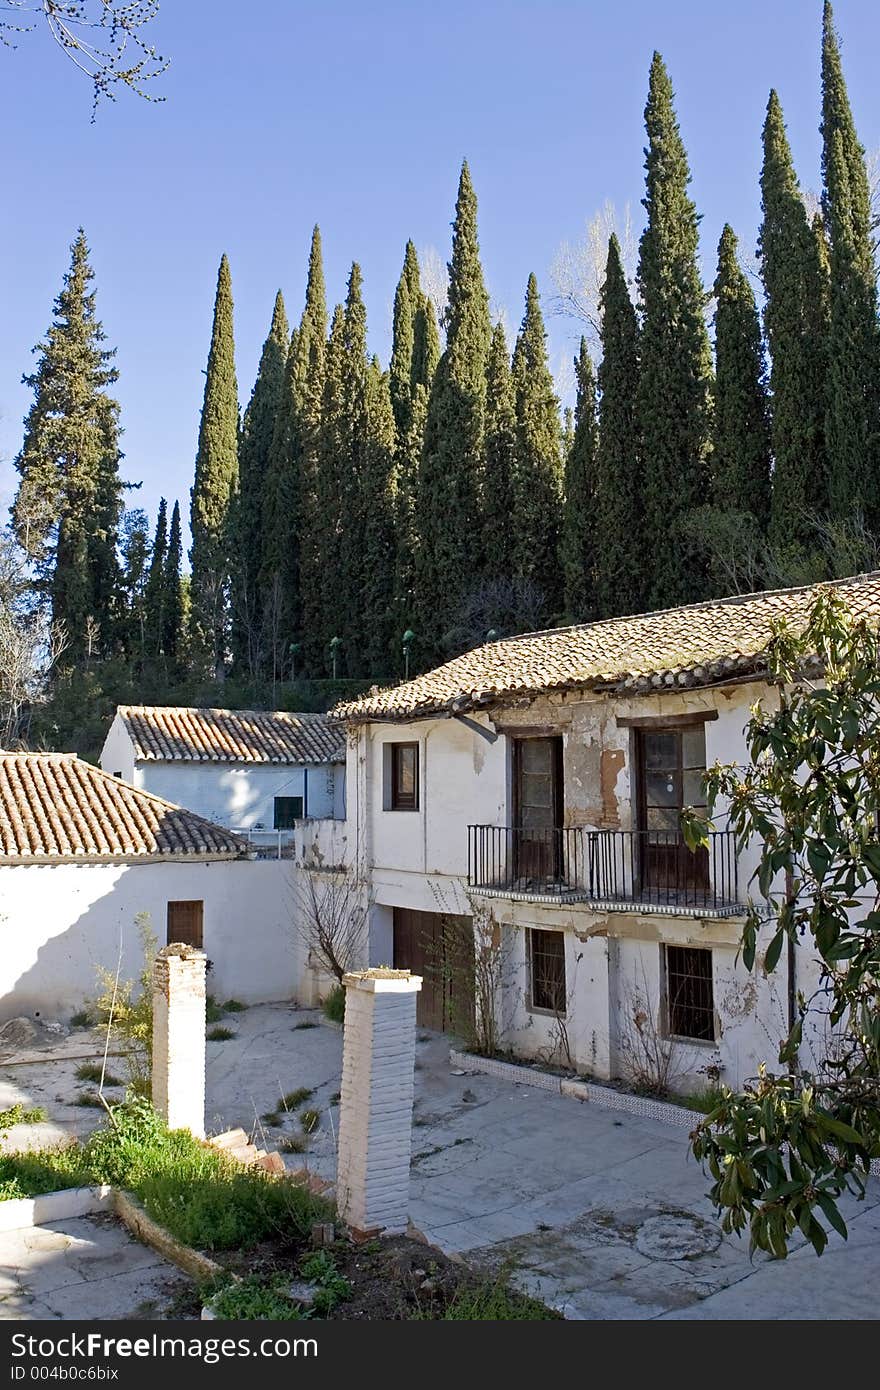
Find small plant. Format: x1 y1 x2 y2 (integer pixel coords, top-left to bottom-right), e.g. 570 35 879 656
92 914 157 1092
279 1134 308 1154
207 1026 235 1042
70 1010 94 1029
207 1273 308 1321
0 1104 47 1131
329 1092 341 1105
292 1020 318 1031
75 1062 122 1086
322 985 345 1024
74 1092 105 1108
222 999 247 1013
300 1109 320 1134
282 1088 314 1111
299 1250 351 1315
261 1111 281 1126
205 996 225 1024
0 1144 88 1200
682 1086 724 1115
410 1269 559 1320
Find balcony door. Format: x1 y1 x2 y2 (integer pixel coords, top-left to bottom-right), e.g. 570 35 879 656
635 725 708 900
513 736 564 884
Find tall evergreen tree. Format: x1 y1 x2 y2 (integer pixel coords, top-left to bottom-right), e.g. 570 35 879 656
393 285 440 644
163 500 184 673
820 2 880 523
390 241 422 440
711 225 771 519
482 322 517 582
308 304 346 671
759 91 829 553
361 358 398 676
233 290 288 673
143 497 168 659
636 54 713 609
417 161 492 662
594 235 643 619
335 263 371 673
119 508 150 661
559 338 597 620
12 228 124 659
189 253 239 677
510 274 564 616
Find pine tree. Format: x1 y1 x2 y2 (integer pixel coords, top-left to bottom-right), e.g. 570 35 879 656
189 253 239 677
711 225 771 519
559 338 597 620
482 322 517 582
233 290 288 673
510 274 563 616
143 497 168 659
417 161 492 662
276 227 328 677
361 359 398 676
163 500 184 673
820 2 880 523
636 54 713 609
760 91 828 553
12 228 124 659
594 235 643 618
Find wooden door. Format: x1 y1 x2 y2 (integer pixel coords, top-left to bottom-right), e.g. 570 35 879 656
513 736 564 883
392 908 474 1034
635 726 708 899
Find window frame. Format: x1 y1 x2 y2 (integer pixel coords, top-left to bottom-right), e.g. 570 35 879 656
389 741 419 812
662 943 715 1043
166 900 204 949
527 927 567 1016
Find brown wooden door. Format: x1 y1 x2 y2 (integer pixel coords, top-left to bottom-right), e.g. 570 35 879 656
513 736 564 884
392 908 474 1034
166 900 204 948
635 726 708 899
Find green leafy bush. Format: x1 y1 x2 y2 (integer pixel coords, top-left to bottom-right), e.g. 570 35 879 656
207 1273 309 1321
322 985 345 1024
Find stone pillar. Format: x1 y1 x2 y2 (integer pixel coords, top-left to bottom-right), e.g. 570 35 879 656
336 968 422 1237
152 944 206 1138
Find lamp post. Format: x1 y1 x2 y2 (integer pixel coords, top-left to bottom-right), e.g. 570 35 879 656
402 629 415 681
329 635 342 680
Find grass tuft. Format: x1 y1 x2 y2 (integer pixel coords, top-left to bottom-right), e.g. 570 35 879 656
291 1020 317 1031
207 1026 236 1042
205 1272 308 1321
322 985 345 1024
279 1135 308 1154
221 999 247 1013
411 1270 560 1320
299 1109 320 1134
70 1010 94 1029
281 1088 314 1111
73 1093 105 1109
75 1063 122 1086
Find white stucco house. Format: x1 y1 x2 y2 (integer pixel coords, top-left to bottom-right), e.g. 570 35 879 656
0 752 307 1021
100 706 346 846
332 572 880 1093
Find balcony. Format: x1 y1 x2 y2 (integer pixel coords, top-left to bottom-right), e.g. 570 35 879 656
467 825 743 917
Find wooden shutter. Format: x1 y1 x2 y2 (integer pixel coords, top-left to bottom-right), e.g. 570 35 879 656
166 900 204 948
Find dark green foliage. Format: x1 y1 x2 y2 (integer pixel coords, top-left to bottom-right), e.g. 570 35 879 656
760 91 829 555
559 338 597 621
820 3 880 524
233 291 289 674
636 55 713 609
482 322 517 582
162 500 184 673
189 254 239 677
711 225 771 521
12 229 124 660
143 498 167 661
360 359 397 676
322 984 345 1024
119 508 150 660
594 235 643 618
417 162 492 663
510 274 563 618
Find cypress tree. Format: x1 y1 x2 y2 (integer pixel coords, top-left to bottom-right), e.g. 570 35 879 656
163 500 184 674
119 508 150 661
711 225 771 519
393 288 441 644
336 263 371 673
482 322 516 582
594 235 643 619
820 2 880 523
636 54 713 609
759 91 828 553
510 273 563 617
417 161 492 662
233 290 288 672
390 241 422 440
189 253 239 677
309 304 347 671
12 228 124 659
361 358 398 676
143 497 168 659
559 338 597 621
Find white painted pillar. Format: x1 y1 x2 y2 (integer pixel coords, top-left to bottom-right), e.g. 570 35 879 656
152 944 206 1138
336 969 422 1237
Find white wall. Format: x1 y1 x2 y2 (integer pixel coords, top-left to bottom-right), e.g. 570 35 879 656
0 858 307 1022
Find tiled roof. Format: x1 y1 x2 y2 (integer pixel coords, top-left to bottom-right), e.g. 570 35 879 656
116 706 345 765
0 753 246 862
334 572 880 723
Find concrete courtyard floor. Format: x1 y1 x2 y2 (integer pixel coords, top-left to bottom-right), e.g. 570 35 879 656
2 1001 879 1320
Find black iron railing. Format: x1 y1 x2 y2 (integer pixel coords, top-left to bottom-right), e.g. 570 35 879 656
467 824 740 911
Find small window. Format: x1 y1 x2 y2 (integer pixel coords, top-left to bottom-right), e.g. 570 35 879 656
167 900 204 949
664 945 714 1041
528 929 566 1013
390 742 419 811
273 796 303 829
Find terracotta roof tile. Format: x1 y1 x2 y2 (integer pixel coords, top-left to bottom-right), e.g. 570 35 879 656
0 753 246 862
116 706 345 764
334 572 880 723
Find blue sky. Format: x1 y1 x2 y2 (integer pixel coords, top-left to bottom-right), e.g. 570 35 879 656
1 1 878 547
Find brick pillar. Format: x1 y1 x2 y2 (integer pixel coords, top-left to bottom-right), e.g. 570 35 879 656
336 968 422 1237
152 944 206 1138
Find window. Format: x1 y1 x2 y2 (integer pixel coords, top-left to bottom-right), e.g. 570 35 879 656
389 742 419 811
664 945 714 1041
528 929 566 1013
167 900 204 949
274 795 304 829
